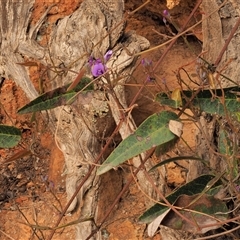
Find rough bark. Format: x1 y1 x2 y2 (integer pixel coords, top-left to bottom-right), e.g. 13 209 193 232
202 0 240 88
0 0 44 100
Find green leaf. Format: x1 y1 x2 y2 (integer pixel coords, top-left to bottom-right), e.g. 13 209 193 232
97 111 179 175
157 87 240 117
0 125 21 148
161 194 228 233
18 77 93 114
139 174 221 224
214 120 239 178
218 128 232 155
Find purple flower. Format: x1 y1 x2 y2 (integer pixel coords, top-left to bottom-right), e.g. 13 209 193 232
91 60 106 77
163 9 170 24
89 50 112 77
163 9 170 17
104 50 113 62
141 59 146 66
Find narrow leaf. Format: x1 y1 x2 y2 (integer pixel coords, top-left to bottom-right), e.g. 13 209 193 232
3 149 31 164
0 125 21 148
148 209 171 237
157 87 240 117
162 194 228 234
139 175 221 224
18 77 93 114
16 61 38 66
67 67 86 91
97 111 179 175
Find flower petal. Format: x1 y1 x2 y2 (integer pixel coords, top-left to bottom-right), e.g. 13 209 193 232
91 61 106 77
163 9 170 17
104 50 113 62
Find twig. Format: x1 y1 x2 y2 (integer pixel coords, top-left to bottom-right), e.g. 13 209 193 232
0 229 16 240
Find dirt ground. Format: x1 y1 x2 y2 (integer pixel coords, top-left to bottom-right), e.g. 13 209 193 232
0 0 202 239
